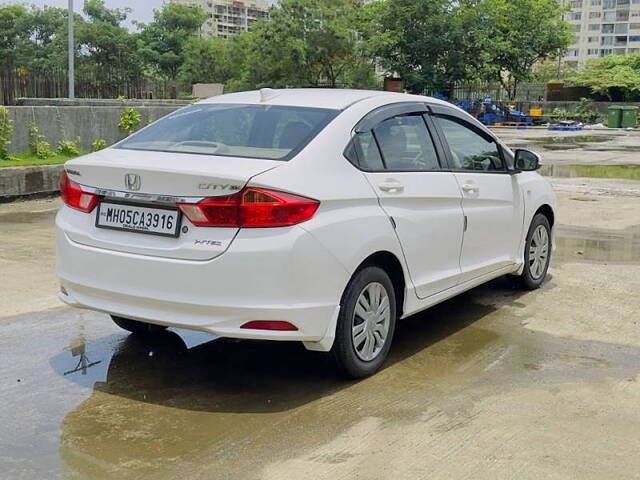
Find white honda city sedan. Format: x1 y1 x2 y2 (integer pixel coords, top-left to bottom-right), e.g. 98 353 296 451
56 89 555 377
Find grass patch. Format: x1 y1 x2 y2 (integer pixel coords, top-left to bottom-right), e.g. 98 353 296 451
0 151 87 168
568 164 640 181
541 164 640 181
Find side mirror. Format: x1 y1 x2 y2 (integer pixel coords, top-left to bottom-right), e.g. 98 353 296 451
514 149 541 171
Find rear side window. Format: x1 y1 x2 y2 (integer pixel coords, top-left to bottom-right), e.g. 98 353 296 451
117 104 339 160
350 131 385 170
373 115 441 171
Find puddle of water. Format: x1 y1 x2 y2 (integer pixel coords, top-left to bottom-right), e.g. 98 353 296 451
508 134 635 152
1 270 636 479
540 164 640 181
592 146 640 153
554 224 640 263
529 135 615 145
538 144 582 150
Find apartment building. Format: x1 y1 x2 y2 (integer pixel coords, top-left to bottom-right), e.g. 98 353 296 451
562 0 640 64
171 0 270 38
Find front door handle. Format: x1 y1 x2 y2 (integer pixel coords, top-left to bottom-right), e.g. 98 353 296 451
378 180 404 193
461 183 479 193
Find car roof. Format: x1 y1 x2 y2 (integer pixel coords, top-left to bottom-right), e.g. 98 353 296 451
198 88 451 111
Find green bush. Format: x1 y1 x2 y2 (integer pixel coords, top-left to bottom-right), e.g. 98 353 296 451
28 123 53 159
57 137 81 156
0 106 12 160
119 107 141 135
575 97 603 124
549 99 603 124
92 139 107 151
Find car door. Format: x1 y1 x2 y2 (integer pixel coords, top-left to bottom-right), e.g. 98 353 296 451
431 110 524 282
349 107 465 299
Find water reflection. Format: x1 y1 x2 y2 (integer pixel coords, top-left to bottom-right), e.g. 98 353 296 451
540 164 640 180
555 224 640 263
50 273 640 479
506 134 640 153
53 292 509 479
63 335 102 376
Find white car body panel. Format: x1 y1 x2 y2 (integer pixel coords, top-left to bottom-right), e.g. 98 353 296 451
66 148 281 197
362 170 465 298
453 172 524 282
56 89 556 352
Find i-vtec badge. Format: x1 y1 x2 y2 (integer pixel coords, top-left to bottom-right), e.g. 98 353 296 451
194 239 222 246
198 183 241 191
125 173 141 191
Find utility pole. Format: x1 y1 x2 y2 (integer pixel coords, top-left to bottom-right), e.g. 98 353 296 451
68 0 75 100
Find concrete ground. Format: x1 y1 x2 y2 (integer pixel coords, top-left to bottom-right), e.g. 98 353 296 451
1 131 639 479
497 127 640 165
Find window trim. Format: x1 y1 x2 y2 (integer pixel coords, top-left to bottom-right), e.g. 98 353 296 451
430 113 510 174
344 108 448 174
353 102 429 133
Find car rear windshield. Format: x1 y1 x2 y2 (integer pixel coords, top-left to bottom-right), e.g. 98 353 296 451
116 103 339 160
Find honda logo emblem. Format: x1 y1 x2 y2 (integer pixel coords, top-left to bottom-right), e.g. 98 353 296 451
124 173 141 191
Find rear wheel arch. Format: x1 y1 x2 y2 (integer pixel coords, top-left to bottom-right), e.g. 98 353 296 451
351 251 406 319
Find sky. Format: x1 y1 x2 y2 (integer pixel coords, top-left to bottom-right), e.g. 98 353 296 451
2 0 166 28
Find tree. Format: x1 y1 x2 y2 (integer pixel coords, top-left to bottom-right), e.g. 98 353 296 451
360 0 487 94
178 36 231 87
138 3 207 90
532 59 578 83
235 0 374 90
0 4 76 71
571 54 640 101
478 0 572 100
0 5 30 68
83 0 128 26
76 0 142 80
19 6 69 69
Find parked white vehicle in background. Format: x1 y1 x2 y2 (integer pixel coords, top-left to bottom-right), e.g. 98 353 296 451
56 89 556 377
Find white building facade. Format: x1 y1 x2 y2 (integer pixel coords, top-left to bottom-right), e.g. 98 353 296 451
562 0 640 64
171 0 270 38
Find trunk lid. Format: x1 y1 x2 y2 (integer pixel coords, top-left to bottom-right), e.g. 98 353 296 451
62 149 281 260
65 149 280 197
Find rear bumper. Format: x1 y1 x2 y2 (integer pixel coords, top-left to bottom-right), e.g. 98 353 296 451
56 210 348 351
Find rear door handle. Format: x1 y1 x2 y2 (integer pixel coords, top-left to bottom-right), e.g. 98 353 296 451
461 183 479 193
378 180 404 193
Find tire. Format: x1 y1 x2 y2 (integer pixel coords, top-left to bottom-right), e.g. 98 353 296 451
111 315 167 334
331 266 397 378
510 213 552 290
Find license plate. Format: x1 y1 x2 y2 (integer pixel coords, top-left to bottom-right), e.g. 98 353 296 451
96 201 181 237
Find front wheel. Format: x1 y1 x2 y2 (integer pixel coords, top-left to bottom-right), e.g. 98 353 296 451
331 266 396 378
510 213 552 290
111 315 167 334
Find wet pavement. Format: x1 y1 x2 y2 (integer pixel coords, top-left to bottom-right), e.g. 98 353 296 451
555 224 640 263
540 164 640 181
498 128 640 165
2 173 640 478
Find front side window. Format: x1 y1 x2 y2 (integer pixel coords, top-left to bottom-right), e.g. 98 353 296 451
372 115 441 171
435 116 504 172
117 104 339 161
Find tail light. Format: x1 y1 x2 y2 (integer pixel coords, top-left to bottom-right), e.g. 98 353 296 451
59 171 100 213
178 187 319 228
